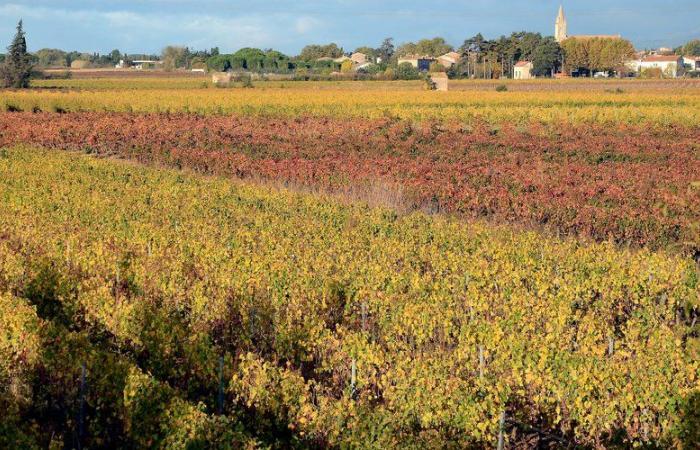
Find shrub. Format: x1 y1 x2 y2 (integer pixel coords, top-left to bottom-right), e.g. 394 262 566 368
495 84 508 92
428 62 446 73
241 73 254 89
395 62 420 80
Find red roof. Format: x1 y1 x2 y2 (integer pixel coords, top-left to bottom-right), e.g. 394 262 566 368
569 34 621 40
514 61 532 67
643 55 681 62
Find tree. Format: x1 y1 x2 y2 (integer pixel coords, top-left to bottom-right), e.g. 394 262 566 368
233 48 267 71
109 49 121 65
161 46 189 71
34 48 68 67
206 49 289 73
429 62 446 72
681 39 700 56
354 46 378 60
207 55 232 72
340 60 353 73
1 20 32 88
378 38 395 63
461 33 491 56
531 38 562 76
561 37 635 76
397 37 453 57
298 43 343 61
395 62 420 80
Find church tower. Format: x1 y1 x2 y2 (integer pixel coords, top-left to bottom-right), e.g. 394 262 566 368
555 5 568 42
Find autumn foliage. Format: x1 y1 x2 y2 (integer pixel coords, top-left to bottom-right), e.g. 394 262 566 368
1 148 698 448
1 112 699 252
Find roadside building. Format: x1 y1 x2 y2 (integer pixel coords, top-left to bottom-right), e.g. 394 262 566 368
513 61 534 79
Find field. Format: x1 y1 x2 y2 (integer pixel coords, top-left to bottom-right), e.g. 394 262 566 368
1 78 699 449
2 79 700 125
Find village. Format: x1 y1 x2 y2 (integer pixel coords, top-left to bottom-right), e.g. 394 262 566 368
351 6 698 85
28 5 700 92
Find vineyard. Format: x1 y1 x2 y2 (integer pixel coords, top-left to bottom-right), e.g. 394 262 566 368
3 84 700 125
1 112 699 251
0 79 699 449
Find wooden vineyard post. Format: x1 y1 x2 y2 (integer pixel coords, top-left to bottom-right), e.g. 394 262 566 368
78 362 86 450
351 358 357 399
217 356 224 414
479 345 485 380
497 410 506 450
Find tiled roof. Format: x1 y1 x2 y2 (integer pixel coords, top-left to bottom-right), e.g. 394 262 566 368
643 55 681 62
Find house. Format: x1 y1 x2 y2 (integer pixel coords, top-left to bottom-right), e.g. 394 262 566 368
638 55 683 78
132 60 162 70
351 52 368 65
513 61 534 79
397 55 436 72
437 51 461 68
684 56 700 71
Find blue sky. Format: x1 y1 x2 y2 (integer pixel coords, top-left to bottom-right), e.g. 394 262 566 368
0 1 697 55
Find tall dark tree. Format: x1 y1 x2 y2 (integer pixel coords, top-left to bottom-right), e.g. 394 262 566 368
531 37 562 76
109 49 121 64
378 38 395 63
1 20 33 88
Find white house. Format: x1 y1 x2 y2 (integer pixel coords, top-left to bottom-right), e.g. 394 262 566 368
513 61 534 79
397 55 436 71
683 56 700 71
638 55 683 78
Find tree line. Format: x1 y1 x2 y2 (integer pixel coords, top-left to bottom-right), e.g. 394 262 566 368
3 18 700 87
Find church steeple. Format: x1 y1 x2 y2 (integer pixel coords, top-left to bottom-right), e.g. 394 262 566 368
555 4 568 42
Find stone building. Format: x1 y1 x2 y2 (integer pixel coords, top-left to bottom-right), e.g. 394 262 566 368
556 5 621 43
555 5 568 43
429 72 449 91
513 61 534 79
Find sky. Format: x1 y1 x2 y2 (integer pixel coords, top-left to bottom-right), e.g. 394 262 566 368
0 1 698 55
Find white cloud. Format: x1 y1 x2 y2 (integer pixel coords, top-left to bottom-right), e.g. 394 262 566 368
0 3 323 52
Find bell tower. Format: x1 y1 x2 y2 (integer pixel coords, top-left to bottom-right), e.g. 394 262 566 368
555 5 568 42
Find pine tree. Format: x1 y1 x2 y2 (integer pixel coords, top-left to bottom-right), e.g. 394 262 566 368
1 20 32 88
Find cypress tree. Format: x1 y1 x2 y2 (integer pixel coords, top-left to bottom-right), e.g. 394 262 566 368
1 20 32 88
